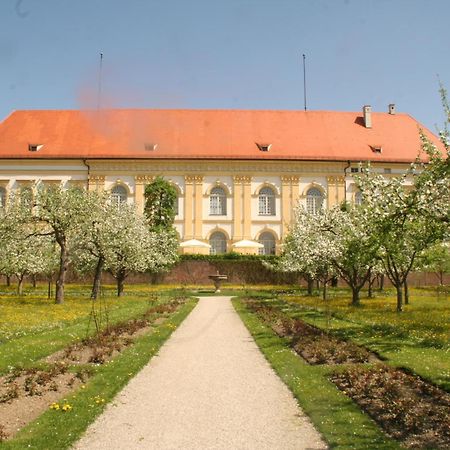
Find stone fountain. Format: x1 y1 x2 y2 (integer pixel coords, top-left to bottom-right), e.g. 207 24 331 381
208 270 228 293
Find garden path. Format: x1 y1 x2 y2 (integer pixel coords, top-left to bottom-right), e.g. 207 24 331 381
73 296 327 450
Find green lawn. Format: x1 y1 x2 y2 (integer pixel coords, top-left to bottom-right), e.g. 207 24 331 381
0 283 180 373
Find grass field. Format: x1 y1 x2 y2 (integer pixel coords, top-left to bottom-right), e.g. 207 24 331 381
0 283 181 372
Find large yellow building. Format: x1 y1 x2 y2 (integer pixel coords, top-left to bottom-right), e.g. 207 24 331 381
0 106 442 255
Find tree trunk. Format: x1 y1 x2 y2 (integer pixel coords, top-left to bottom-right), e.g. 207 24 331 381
307 276 314 295
32 274 37 288
117 274 125 297
322 281 327 301
368 277 374 298
396 284 403 312
351 286 360 306
378 274 385 291
55 242 68 304
91 257 104 300
17 275 24 296
404 279 409 305
6 275 11 287
47 277 52 300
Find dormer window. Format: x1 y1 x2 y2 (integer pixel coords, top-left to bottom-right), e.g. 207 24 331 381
28 144 44 152
144 143 158 151
370 145 382 153
256 143 272 152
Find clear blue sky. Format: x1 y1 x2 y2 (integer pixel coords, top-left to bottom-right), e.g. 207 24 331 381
1 0 449 132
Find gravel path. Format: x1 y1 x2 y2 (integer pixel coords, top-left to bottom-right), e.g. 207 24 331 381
73 296 327 450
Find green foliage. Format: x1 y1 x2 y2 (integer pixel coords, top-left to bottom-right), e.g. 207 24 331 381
144 177 177 231
419 242 450 285
179 253 279 262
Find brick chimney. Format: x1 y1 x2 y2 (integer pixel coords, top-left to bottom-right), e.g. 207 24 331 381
363 105 372 128
388 104 396 115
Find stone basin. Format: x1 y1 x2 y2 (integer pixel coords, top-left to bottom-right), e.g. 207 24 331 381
208 273 228 293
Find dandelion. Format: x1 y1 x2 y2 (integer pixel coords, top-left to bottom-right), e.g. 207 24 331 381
50 402 60 410
62 403 72 412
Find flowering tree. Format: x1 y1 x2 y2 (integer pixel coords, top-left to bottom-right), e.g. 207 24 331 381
355 155 448 311
0 234 56 295
0 197 58 295
73 193 114 299
279 208 339 300
327 205 380 305
279 205 379 304
30 186 97 304
97 204 177 296
419 242 450 286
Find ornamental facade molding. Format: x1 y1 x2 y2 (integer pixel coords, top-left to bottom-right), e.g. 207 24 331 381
86 160 344 175
185 175 204 184
135 175 154 183
88 175 105 182
281 175 300 183
233 175 253 183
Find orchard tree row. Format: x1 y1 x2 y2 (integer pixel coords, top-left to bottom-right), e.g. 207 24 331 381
277 88 450 312
0 178 178 303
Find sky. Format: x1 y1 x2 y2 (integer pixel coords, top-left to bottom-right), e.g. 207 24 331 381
1 0 449 132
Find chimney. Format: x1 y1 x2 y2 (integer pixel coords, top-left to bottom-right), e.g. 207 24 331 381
363 105 372 128
388 104 396 115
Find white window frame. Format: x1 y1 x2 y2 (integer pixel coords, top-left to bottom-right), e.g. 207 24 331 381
258 232 276 255
306 188 324 214
111 185 128 206
209 232 227 255
210 187 227 215
258 187 275 216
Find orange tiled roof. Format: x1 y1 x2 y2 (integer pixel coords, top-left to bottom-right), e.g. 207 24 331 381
0 109 444 162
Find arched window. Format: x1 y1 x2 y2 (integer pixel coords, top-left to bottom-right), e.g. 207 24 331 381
258 232 276 255
209 232 227 255
306 187 324 214
355 191 363 206
0 187 6 209
111 185 127 206
258 187 275 216
210 187 227 215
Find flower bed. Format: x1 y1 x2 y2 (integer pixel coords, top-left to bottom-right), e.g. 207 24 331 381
246 299 375 365
331 365 450 449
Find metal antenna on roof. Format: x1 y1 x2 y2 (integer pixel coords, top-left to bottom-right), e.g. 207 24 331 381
302 53 307 111
97 52 103 111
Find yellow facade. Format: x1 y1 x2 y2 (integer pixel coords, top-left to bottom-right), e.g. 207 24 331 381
0 158 413 255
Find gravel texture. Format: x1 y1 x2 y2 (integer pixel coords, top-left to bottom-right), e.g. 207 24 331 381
73 296 327 450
